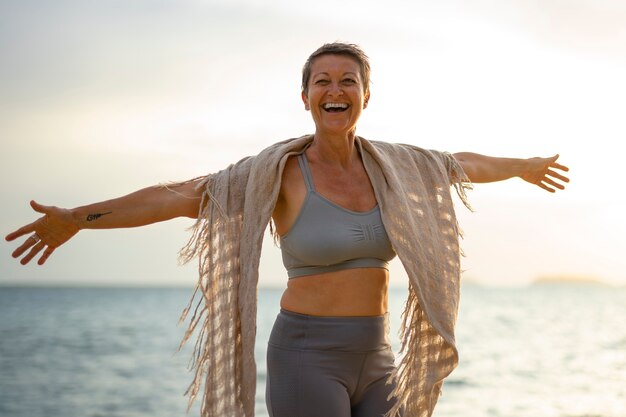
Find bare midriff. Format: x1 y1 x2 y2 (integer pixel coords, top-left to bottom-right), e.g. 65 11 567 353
280 267 389 317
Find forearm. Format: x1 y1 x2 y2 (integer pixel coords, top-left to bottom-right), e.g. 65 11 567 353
453 152 528 183
72 182 202 230
6 180 204 265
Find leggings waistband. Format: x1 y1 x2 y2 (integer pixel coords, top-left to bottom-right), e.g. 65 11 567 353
268 308 391 352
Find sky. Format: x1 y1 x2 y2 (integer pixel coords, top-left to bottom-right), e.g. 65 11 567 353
1 0 625 288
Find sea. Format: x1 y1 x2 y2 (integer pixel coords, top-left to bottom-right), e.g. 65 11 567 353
0 284 624 417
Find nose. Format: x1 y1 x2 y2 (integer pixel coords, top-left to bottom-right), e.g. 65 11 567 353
327 81 344 97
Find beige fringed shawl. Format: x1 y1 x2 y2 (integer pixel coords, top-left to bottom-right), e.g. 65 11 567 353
178 134 472 417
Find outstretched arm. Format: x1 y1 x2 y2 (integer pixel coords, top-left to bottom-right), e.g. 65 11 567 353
453 152 570 192
5 181 203 266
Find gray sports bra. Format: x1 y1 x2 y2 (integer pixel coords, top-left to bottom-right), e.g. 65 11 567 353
280 153 396 279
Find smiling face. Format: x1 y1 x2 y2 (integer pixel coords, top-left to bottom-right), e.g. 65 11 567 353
301 54 370 138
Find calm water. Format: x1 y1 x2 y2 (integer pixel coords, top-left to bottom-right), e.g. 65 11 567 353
0 285 624 417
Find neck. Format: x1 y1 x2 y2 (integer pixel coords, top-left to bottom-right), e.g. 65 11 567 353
308 131 360 168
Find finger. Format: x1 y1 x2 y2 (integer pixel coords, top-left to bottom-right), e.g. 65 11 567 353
551 162 569 172
30 200 51 214
37 247 56 266
11 235 39 258
546 169 570 183
20 241 46 265
537 182 555 193
543 177 565 190
5 222 37 241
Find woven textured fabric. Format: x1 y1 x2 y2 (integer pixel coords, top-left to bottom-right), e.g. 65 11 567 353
178 134 472 417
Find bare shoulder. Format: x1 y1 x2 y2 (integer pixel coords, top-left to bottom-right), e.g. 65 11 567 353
272 155 306 236
281 155 303 187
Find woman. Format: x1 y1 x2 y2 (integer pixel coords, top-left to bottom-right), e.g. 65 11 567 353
6 43 569 417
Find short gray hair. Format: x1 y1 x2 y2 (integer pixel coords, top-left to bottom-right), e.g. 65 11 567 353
301 42 371 97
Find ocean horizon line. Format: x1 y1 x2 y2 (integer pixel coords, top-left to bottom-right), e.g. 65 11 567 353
0 281 622 289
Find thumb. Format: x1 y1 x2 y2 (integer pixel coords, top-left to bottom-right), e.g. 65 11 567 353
30 200 51 214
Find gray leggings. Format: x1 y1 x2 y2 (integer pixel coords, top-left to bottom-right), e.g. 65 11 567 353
265 309 404 417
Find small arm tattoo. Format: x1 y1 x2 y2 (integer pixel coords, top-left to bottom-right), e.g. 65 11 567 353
86 212 112 222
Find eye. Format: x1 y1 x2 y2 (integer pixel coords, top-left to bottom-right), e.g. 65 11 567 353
314 79 330 85
342 78 357 84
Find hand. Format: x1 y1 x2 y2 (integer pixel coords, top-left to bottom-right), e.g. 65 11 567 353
5 201 79 265
519 154 570 192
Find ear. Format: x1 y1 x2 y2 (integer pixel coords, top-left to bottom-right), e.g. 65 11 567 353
301 91 310 111
363 91 370 109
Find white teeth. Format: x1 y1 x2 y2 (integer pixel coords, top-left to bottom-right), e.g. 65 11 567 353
323 103 349 110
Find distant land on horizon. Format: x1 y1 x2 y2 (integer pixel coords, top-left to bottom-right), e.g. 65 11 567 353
531 275 608 286
459 275 619 287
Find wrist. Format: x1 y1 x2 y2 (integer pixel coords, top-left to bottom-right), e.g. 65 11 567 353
72 205 117 229
515 158 538 179
70 207 85 230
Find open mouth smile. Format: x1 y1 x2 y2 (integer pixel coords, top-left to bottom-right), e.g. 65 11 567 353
322 103 350 113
